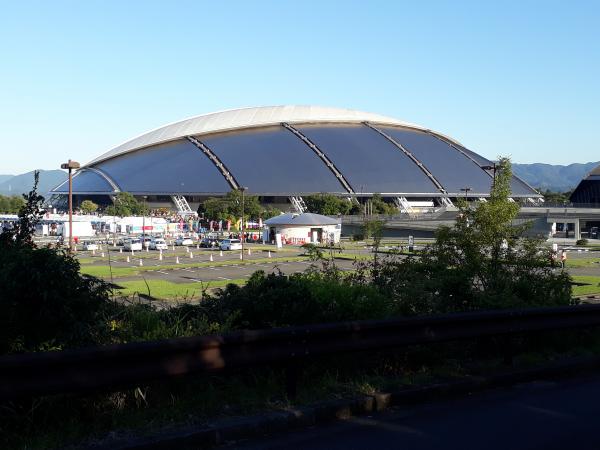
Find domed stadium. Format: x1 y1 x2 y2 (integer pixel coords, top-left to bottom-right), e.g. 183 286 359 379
570 164 600 204
49 106 541 213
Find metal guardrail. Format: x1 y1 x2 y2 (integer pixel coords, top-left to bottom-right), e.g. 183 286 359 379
2 304 600 401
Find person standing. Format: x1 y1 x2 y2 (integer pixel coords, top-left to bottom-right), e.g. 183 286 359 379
561 250 567 269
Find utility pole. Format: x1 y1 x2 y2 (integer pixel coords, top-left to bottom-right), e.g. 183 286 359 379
60 159 80 252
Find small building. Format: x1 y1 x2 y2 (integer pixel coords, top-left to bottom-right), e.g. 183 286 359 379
264 213 341 245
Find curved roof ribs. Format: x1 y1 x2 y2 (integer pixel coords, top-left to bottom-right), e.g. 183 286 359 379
424 131 493 180
363 122 448 195
186 136 240 190
281 122 355 194
84 167 121 192
51 170 81 192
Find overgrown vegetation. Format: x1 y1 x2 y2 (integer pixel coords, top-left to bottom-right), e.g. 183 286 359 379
369 158 573 313
200 190 281 222
79 199 98 214
105 192 148 217
0 173 111 354
0 194 25 213
539 188 573 204
304 193 356 215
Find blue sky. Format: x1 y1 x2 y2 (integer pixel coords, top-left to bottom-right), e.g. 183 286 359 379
1 0 598 174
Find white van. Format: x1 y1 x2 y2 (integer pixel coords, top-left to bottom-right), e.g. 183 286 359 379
124 238 143 251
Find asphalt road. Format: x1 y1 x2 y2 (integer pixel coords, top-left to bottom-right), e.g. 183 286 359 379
225 374 600 450
124 259 357 284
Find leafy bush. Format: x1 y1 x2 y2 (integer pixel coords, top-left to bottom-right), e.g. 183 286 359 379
304 193 352 215
576 239 589 246
0 194 25 213
0 173 111 354
372 158 573 314
198 270 390 329
105 192 147 217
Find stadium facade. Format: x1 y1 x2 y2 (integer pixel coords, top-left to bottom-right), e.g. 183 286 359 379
49 106 541 213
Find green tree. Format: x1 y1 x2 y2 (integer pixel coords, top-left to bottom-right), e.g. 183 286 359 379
79 199 98 214
0 172 111 354
202 197 230 221
373 157 572 315
201 190 263 221
105 192 147 216
0 195 25 213
540 189 573 204
261 205 282 220
369 194 398 215
304 193 352 215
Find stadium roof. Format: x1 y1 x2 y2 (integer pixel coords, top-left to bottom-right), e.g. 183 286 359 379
87 106 436 166
570 163 600 204
50 106 542 199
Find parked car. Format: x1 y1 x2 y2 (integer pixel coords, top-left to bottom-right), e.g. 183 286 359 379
200 237 219 248
142 237 152 248
175 236 194 246
124 238 143 251
83 241 98 251
150 238 168 250
116 236 126 246
220 239 242 251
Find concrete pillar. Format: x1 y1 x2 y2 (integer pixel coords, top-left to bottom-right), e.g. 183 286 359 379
574 219 581 240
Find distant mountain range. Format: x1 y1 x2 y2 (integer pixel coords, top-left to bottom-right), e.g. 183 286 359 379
0 162 597 197
0 170 67 197
512 162 599 192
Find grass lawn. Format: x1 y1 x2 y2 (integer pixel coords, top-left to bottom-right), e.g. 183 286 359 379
564 258 600 268
81 265 139 278
80 255 309 278
333 253 375 261
572 275 600 296
113 278 246 299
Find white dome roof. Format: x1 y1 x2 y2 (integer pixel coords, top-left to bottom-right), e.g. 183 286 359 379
87 105 428 166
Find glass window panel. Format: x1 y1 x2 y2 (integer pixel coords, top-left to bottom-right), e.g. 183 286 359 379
201 126 346 195
52 170 113 193
95 139 231 194
294 124 439 194
380 127 494 195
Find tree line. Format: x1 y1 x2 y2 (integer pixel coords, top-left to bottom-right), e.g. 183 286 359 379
0 195 25 214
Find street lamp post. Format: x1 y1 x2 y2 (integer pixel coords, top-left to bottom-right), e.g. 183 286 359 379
239 187 248 260
142 195 148 249
460 187 472 202
481 163 498 193
60 159 80 252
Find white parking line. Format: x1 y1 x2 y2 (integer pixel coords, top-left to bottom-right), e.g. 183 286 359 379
217 276 231 280
208 267 221 271
157 270 169 275
181 268 195 272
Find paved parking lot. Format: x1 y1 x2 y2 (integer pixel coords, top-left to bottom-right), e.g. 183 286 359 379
130 259 357 284
73 242 363 285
